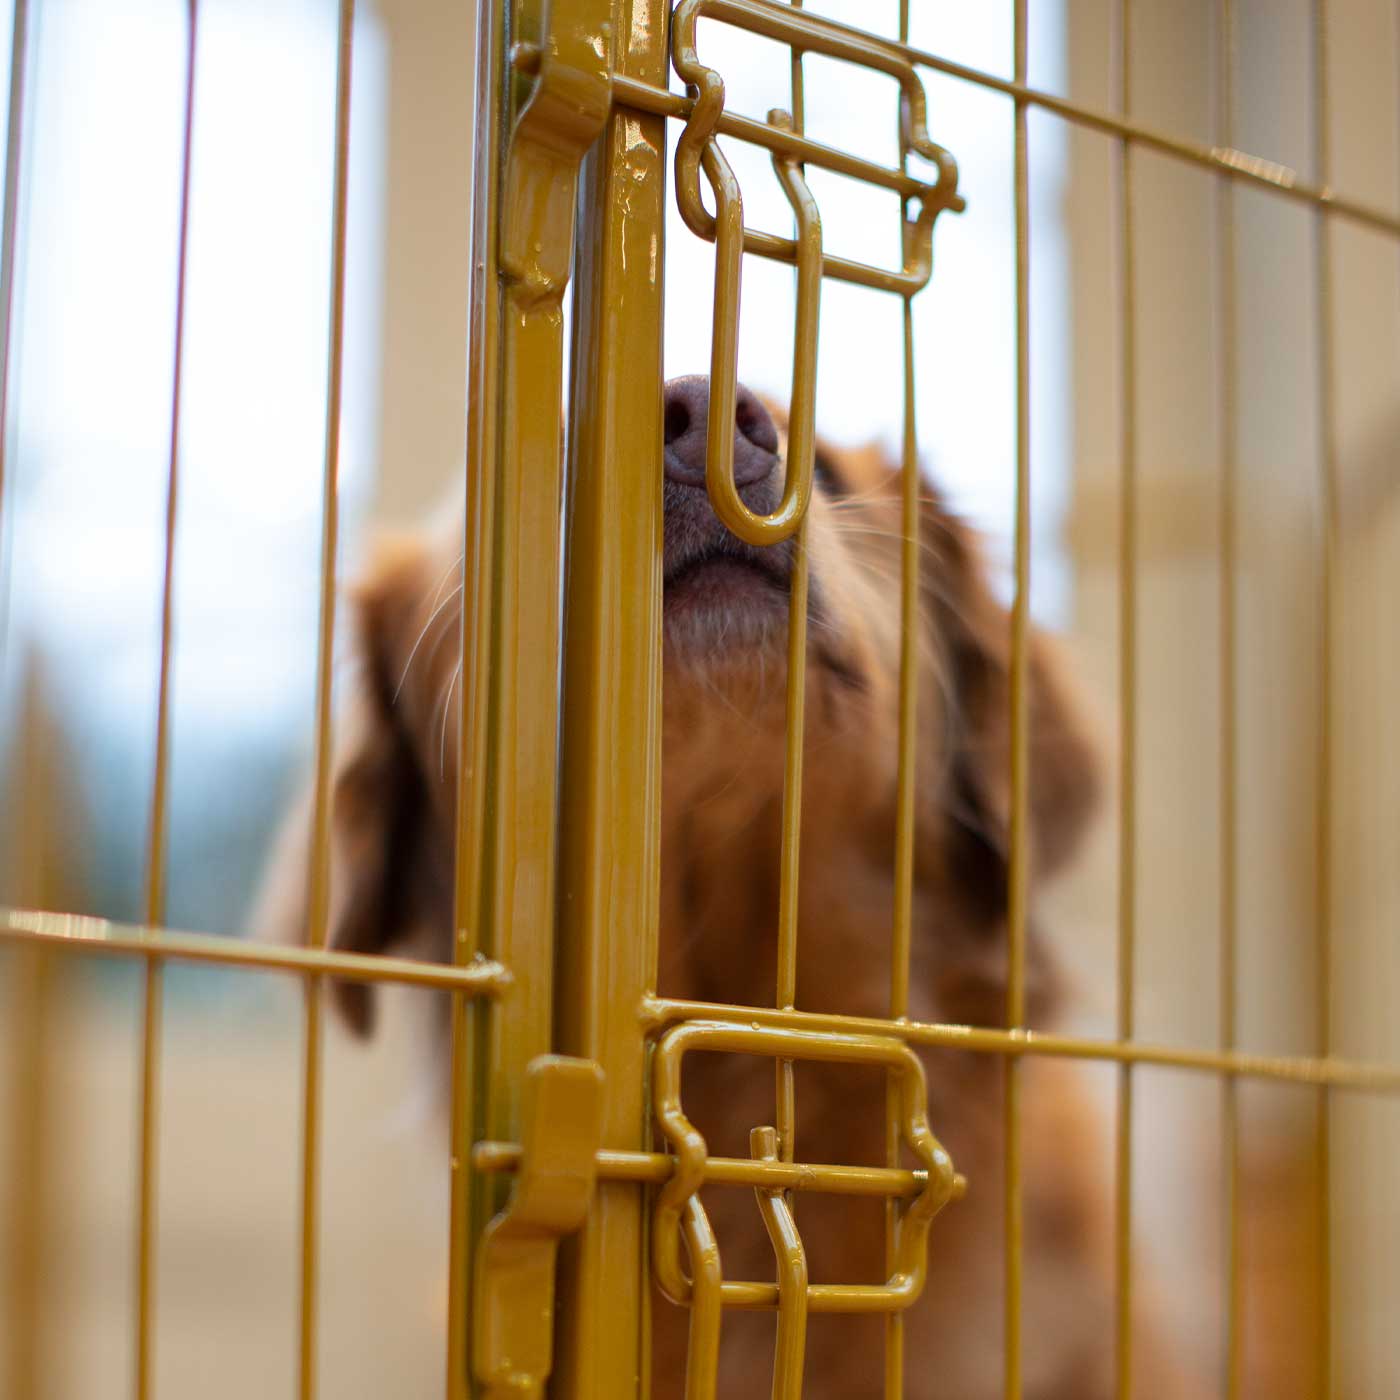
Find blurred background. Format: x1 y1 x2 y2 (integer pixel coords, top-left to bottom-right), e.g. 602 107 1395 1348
0 0 1397 1394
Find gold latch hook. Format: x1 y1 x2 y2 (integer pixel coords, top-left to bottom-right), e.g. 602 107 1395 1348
473 1056 604 1398
699 108 823 548
501 0 613 306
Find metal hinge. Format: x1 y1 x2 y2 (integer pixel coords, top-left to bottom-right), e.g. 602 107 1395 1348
502 0 613 305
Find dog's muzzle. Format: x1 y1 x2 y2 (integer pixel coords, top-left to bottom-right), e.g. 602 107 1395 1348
661 375 794 596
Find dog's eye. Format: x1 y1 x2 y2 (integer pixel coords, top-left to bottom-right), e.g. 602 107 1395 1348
812 447 845 496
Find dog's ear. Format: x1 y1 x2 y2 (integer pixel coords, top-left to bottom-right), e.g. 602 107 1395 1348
328 536 458 1033
920 491 1102 1021
251 535 453 1035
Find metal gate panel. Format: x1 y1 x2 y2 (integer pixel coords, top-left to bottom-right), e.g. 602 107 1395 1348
3 1 1400 1398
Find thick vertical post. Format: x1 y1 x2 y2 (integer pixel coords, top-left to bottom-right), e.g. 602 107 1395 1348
451 0 612 1392
552 0 668 1393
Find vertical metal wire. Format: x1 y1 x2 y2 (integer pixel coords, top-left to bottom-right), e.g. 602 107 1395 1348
888 9 916 1074
553 0 670 1380
771 23 813 1382
1113 2 1139 1396
0 11 33 1381
447 0 507 1386
774 0 808 1173
1003 4 1031 1399
752 1125 808 1399
304 0 355 960
8 948 47 1400
787 0 804 130
2 0 43 1296
886 2 918 1393
774 555 807 1167
1310 3 1335 1394
458 0 596 1385
1213 3 1242 1395
145 0 197 934
134 7 198 1395
882 299 919 1400
300 5 355 1397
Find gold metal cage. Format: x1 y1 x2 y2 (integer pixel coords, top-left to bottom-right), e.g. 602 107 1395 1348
3 0 1399 1396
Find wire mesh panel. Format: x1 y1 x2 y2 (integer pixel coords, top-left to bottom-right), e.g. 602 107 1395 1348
2 0 1400 1398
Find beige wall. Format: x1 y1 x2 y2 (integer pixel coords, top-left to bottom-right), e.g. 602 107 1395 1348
1062 0 1399 1391
1327 3 1400 1389
365 0 476 527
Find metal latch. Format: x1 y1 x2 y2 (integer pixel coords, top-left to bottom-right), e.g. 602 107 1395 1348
473 1055 605 1398
502 0 613 305
472 1031 963 1398
649 1020 962 1400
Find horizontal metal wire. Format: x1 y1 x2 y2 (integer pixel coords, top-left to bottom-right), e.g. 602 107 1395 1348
641 999 1400 1094
472 1140 968 1201
613 78 924 197
0 908 510 994
612 12 1400 242
902 45 1397 235
613 72 942 292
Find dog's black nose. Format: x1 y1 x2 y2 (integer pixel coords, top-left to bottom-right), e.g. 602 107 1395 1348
663 375 778 489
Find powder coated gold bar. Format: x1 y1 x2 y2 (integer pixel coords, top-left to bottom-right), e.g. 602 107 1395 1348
886 0 919 1389
642 998 1400 1094
650 1022 958 1316
1004 4 1031 1396
668 0 961 307
135 9 198 1392
462 0 615 1392
769 106 820 1177
1310 3 1337 1393
1113 3 1139 1396
446 0 509 1388
298 6 356 1395
7 948 49 1400
550 0 669 1393
473 1141 941 1199
0 909 511 992
6 0 1395 1393
1214 4 1244 1396
721 0 1400 237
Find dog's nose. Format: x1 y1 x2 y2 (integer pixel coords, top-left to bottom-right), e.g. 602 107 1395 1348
663 375 778 489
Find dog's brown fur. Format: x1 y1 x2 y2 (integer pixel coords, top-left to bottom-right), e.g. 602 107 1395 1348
261 397 1197 1398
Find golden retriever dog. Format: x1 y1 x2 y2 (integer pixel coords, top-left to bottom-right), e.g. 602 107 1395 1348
262 376 1197 1398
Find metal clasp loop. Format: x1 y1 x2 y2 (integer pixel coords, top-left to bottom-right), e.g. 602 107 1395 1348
699 108 823 547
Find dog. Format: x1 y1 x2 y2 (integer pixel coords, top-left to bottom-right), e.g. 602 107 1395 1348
259 375 1197 1398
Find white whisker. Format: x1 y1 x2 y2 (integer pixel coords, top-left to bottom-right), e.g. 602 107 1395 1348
439 658 462 781
394 578 464 703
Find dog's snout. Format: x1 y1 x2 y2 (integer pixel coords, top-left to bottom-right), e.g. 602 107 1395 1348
663 375 778 489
